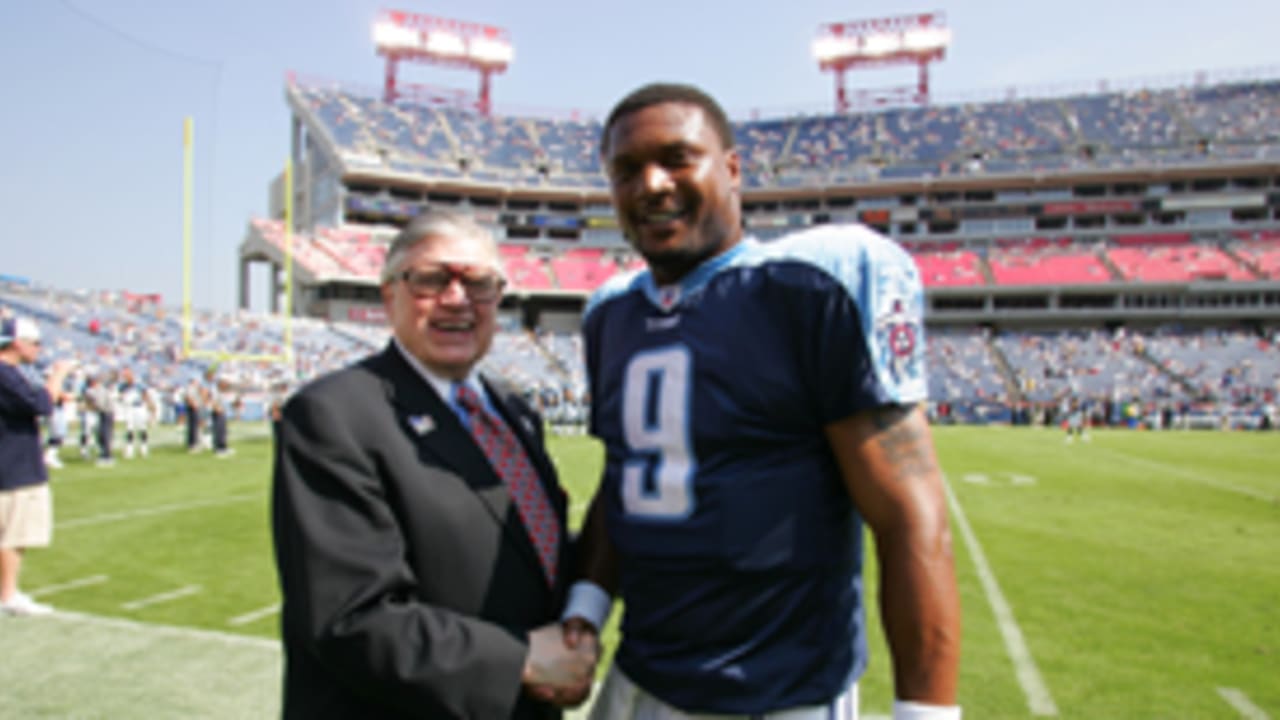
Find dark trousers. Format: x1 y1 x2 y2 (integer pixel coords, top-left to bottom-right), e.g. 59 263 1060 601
97 412 114 459
212 411 228 451
186 410 201 449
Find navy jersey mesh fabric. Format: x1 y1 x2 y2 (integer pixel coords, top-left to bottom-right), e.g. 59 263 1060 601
583 225 927 713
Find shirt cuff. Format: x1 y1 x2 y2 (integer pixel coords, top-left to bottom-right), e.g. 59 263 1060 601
560 580 611 631
893 700 962 720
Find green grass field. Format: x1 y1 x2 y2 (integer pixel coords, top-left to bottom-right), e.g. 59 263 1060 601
8 424 1279 718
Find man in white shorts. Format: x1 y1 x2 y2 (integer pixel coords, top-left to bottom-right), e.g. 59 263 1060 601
0 317 73 616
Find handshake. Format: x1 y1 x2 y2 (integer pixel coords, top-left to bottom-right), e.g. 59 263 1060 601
522 618 600 708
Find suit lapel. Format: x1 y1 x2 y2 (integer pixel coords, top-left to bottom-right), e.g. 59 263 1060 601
375 345 551 586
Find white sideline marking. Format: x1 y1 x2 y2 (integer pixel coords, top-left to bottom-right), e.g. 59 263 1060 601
1217 687 1271 720
121 584 203 611
57 493 260 529
228 603 281 627
29 574 109 598
963 472 1039 487
945 478 1059 716
1090 448 1275 502
48 608 278 649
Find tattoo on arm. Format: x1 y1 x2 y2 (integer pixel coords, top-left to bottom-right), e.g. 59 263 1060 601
870 404 936 480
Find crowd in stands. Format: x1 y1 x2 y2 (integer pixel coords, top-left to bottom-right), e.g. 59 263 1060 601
4 279 1274 436
0 280 591 441
293 77 1280 187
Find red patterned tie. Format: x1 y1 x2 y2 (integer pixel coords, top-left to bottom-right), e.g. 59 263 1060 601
455 384 559 586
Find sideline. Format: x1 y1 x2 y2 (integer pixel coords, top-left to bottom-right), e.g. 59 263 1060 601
944 477 1059 716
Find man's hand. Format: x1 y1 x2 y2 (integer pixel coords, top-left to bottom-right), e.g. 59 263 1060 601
523 621 598 707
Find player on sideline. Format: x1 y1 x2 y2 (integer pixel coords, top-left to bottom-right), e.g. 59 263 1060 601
564 83 962 720
117 367 155 459
76 374 99 460
1062 395 1088 444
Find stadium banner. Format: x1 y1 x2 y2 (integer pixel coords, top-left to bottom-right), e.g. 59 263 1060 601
1040 200 1137 215
1161 193 1266 211
890 207 919 222
347 306 388 324
859 209 891 224
529 214 582 229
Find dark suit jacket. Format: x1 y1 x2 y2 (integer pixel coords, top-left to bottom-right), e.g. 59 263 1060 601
271 343 570 719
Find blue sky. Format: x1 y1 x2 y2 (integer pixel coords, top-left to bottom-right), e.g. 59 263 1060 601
3 1 1279 311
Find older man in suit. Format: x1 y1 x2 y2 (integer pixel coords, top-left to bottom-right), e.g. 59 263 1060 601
271 209 594 719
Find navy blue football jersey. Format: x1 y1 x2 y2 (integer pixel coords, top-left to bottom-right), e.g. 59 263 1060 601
582 225 927 713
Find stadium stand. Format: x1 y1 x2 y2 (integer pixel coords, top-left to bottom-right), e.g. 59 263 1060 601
548 248 618 291
287 77 1280 185
906 242 988 287
986 237 1114 285
1105 234 1257 283
218 69 1280 430
1229 229 1280 278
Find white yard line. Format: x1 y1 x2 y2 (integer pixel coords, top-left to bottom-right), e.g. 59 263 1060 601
944 477 1059 716
46 608 279 649
29 574 109 598
228 603 281 627
121 584 203 611
1089 447 1275 502
1217 687 1272 720
57 493 260 529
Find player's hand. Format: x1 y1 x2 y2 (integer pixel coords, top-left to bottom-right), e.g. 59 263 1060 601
523 622 596 706
550 616 600 706
563 616 600 663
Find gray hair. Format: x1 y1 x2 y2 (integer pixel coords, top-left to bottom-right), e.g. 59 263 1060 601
380 209 503 284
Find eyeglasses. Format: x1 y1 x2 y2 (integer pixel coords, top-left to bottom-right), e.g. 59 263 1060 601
396 264 506 303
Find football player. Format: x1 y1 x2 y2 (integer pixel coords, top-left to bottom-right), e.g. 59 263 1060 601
117 367 156 459
565 83 962 720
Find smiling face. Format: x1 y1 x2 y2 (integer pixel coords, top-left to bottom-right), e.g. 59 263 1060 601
381 231 503 380
603 101 742 285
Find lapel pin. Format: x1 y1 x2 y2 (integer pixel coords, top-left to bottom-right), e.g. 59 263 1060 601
407 414 436 436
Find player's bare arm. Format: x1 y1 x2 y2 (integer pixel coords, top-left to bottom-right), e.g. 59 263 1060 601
575 491 619 598
825 403 961 706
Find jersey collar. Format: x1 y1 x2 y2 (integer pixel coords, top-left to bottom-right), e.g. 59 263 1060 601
640 237 758 311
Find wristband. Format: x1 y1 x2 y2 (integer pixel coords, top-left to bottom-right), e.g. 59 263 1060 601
893 700 961 720
560 580 611 631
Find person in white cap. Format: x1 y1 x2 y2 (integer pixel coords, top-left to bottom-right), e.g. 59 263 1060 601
0 316 73 615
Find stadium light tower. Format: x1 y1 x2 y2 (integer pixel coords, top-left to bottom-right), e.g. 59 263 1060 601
373 9 513 116
813 11 950 113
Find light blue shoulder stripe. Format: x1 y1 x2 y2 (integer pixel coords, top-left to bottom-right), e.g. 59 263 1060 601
584 266 648 320
730 224 929 403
